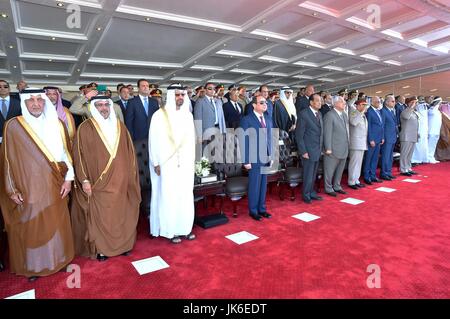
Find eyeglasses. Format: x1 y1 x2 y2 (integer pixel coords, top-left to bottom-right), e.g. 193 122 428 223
175 93 186 97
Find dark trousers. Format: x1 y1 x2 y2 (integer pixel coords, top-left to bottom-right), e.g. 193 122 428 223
363 143 381 181
247 166 268 215
301 158 319 200
380 142 395 177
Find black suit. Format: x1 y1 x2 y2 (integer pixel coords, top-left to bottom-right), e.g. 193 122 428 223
61 98 82 127
1 97 21 139
223 100 243 129
295 96 310 116
320 103 332 117
295 108 324 201
124 95 159 216
117 99 128 118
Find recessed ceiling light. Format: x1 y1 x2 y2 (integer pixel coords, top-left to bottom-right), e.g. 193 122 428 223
430 89 438 92
56 2 64 7
49 59 52 62
312 12 318 17
402 86 410 89
376 91 383 94
13 65 17 69
1 13 8 18
96 27 102 31
265 37 269 40
308 31 313 35
261 19 266 24
77 69 80 72
8 45 14 49
51 37 56 40
85 52 89 54
145 17 150 21
223 43 227 47
214 28 218 32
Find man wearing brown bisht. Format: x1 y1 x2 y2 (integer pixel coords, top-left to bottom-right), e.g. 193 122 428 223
0 88 75 282
71 95 140 261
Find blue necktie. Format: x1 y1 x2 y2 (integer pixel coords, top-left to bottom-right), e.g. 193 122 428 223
375 109 382 123
143 97 149 116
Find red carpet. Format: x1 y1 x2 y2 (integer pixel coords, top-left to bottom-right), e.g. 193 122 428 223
1 162 450 299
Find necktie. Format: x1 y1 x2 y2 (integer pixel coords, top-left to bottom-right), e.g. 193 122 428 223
260 116 266 128
123 100 128 109
234 102 240 114
211 98 218 124
315 111 320 124
143 97 148 116
375 109 382 123
1 99 6 119
341 113 349 138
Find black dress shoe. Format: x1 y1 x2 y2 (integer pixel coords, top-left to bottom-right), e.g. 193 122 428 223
348 185 359 190
28 276 39 282
259 212 272 219
121 251 131 256
357 183 366 188
303 198 312 204
364 179 372 185
249 214 262 221
335 189 347 194
388 175 397 179
400 172 412 176
380 176 392 181
372 178 383 183
311 195 323 201
97 254 108 262
409 171 418 175
326 192 337 197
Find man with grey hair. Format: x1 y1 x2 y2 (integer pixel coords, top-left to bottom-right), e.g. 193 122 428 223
323 95 349 196
380 95 398 180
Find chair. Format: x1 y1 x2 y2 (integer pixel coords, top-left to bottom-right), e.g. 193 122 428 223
211 134 248 218
278 130 303 201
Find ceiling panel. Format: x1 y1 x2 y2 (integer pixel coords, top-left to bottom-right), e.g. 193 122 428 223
92 17 225 63
120 0 277 26
22 60 74 72
20 38 81 56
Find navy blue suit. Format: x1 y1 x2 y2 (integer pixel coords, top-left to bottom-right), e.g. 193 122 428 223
244 100 276 127
125 95 159 141
117 99 128 118
239 112 273 217
395 102 405 129
0 97 21 139
363 107 384 181
380 107 398 178
223 100 243 129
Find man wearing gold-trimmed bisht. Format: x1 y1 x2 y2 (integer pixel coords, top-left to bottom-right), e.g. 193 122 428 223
0 88 74 282
71 95 140 261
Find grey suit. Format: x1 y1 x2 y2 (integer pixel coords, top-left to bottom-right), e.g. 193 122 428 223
193 96 226 139
399 107 419 173
323 109 349 193
348 109 368 185
295 107 323 201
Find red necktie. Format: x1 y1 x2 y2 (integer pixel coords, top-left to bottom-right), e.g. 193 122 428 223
260 116 266 128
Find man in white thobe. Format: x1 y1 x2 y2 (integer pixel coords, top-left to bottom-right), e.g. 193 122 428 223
149 84 196 244
411 97 429 163
427 96 442 164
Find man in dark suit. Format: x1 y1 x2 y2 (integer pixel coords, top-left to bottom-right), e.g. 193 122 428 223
320 92 333 117
239 95 273 221
295 93 324 204
395 95 406 129
223 84 243 129
295 84 314 115
116 85 130 117
125 79 159 216
380 96 398 180
243 85 276 127
0 79 22 271
363 96 384 184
